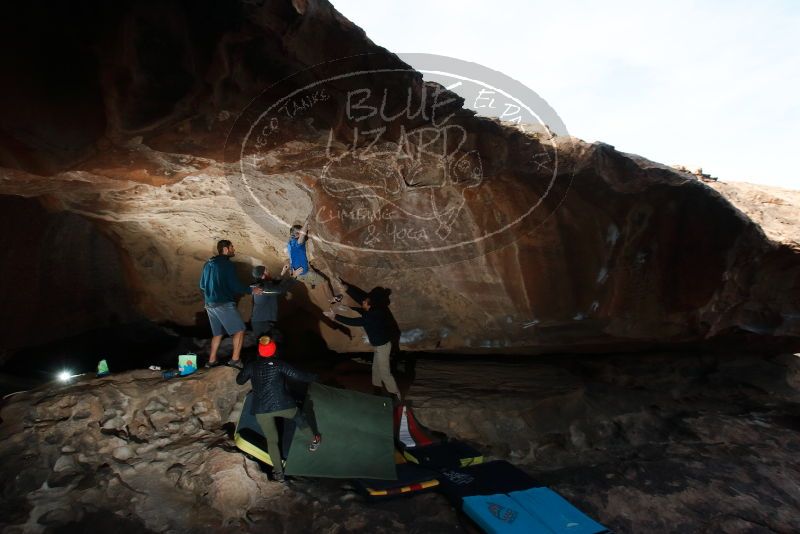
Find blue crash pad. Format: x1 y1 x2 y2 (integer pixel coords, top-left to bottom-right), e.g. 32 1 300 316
463 493 552 534
508 488 607 534
463 488 607 534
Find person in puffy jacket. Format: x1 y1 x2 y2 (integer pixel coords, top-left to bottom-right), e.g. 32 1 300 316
236 335 322 481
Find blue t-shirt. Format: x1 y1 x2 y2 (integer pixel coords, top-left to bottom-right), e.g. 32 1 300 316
288 237 309 274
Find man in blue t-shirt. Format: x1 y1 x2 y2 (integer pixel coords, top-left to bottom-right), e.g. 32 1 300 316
286 218 343 303
199 239 263 368
287 219 313 283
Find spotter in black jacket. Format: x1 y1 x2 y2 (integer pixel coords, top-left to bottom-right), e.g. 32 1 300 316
236 356 318 414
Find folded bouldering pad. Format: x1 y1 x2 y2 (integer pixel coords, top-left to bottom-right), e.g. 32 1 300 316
463 488 608 534
234 392 275 466
508 488 607 534
403 440 483 468
284 383 397 479
438 460 539 506
354 462 440 498
394 404 439 448
463 493 552 534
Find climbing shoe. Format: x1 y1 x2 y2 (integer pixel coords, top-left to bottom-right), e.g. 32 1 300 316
309 434 322 452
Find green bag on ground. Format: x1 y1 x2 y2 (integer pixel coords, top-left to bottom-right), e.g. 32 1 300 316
178 354 197 376
284 383 397 480
96 359 110 377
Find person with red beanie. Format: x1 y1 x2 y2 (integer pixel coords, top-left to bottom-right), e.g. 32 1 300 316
235 335 322 482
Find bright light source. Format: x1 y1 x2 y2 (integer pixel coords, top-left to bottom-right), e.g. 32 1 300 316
57 370 72 383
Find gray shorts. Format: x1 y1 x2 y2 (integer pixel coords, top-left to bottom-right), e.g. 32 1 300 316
205 302 246 337
295 270 318 287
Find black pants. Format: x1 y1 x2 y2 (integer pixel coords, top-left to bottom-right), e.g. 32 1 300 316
293 396 320 436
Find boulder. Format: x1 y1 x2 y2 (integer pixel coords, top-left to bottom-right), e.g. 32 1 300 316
0 0 797 356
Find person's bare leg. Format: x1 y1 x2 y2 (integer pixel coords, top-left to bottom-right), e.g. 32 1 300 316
325 272 347 308
311 260 345 304
209 335 223 363
331 273 346 301
310 266 336 303
231 330 245 362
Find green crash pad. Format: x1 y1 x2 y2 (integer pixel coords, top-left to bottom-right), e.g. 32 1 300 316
284 383 397 480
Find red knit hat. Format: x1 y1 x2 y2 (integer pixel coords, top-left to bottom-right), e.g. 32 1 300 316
258 335 277 357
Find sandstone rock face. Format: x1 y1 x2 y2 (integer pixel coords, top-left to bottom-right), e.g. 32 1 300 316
0 0 798 353
0 196 138 351
708 181 800 249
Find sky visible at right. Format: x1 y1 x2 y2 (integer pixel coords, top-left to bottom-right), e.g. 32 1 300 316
333 0 800 189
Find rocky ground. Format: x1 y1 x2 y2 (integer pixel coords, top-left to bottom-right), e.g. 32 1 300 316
406 351 800 532
1 350 799 533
